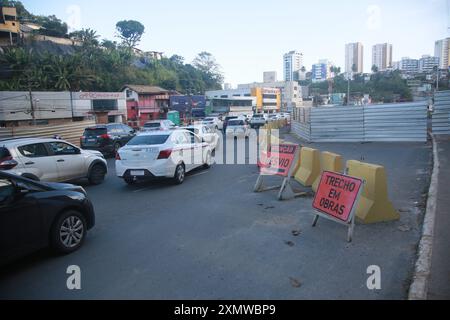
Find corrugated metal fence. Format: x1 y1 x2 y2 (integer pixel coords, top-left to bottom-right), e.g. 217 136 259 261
432 90 450 135
292 101 428 142
0 120 95 146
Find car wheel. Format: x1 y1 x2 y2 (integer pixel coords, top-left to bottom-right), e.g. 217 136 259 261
50 210 87 254
173 163 185 185
203 151 212 169
124 177 135 185
88 164 106 185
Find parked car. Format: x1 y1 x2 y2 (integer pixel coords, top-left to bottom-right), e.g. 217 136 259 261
116 130 213 185
181 125 220 150
250 113 268 128
142 120 176 132
268 114 279 122
223 116 238 132
202 117 223 131
0 171 95 266
0 138 107 185
80 123 136 156
226 119 250 138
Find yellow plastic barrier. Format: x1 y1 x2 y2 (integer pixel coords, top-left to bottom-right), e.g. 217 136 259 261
312 151 344 192
294 147 321 187
346 160 400 224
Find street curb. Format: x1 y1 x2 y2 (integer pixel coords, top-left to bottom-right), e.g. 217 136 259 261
408 134 439 300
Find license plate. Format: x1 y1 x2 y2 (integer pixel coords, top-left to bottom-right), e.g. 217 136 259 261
87 139 96 142
130 170 145 176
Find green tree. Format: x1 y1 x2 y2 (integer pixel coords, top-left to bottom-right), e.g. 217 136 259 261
371 64 379 73
115 20 145 48
192 51 224 86
69 28 100 47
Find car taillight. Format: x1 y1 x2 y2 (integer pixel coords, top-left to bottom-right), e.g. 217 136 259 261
0 156 18 170
115 152 121 160
157 149 172 159
99 134 111 139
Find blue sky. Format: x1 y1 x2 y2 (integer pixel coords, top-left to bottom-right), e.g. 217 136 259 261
23 0 450 86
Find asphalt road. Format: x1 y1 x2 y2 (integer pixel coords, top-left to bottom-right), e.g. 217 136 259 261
0 134 433 299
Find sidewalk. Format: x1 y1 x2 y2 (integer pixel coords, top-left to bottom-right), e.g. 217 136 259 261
428 136 450 300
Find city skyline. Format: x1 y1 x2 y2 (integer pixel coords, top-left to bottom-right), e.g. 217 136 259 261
22 0 450 86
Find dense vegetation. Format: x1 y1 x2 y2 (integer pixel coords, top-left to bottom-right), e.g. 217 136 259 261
0 1 224 93
309 71 413 103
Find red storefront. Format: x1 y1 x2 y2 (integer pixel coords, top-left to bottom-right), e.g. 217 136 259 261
122 85 170 128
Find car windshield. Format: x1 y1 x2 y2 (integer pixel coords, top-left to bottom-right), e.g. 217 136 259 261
253 115 263 118
127 135 169 145
84 128 107 137
144 122 161 128
203 118 214 121
228 120 245 126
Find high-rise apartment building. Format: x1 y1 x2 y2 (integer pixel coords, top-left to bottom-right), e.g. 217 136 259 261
419 55 440 72
345 42 364 73
283 51 303 81
372 43 393 71
311 59 334 83
434 38 450 69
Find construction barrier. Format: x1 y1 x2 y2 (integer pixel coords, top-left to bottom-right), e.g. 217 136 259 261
346 160 400 224
312 151 344 192
294 147 321 187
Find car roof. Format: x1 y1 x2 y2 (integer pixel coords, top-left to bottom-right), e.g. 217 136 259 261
145 120 168 123
0 137 66 147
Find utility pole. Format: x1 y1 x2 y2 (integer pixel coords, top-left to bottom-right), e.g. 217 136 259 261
436 67 439 91
28 80 36 125
347 72 351 106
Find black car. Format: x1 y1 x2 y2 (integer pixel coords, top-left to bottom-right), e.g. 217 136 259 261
0 171 95 266
80 123 136 156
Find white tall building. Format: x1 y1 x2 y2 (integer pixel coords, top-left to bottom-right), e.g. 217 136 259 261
283 51 303 81
345 42 364 73
434 38 450 70
372 43 393 71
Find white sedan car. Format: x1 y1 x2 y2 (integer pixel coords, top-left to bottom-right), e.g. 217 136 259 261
225 119 250 138
181 125 220 151
202 117 223 131
115 130 213 185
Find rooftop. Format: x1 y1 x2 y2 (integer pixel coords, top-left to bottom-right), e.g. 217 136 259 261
122 85 169 95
